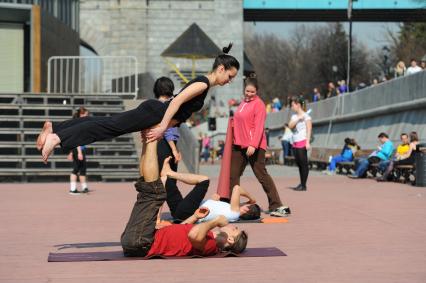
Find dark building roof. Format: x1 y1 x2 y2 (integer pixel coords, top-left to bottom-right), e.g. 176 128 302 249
161 23 221 59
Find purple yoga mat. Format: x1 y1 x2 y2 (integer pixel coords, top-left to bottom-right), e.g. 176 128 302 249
48 247 286 262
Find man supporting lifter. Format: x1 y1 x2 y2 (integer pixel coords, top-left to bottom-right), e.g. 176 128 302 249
120 135 248 257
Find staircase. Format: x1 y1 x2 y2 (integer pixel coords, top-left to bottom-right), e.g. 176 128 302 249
0 93 140 182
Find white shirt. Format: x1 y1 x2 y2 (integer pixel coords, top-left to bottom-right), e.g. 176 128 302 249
406 66 423 75
281 127 293 142
290 113 312 143
198 199 240 223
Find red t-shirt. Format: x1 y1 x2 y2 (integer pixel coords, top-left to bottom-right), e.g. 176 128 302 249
147 224 218 257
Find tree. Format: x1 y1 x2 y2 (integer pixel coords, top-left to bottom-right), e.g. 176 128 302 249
244 23 373 104
388 22 426 64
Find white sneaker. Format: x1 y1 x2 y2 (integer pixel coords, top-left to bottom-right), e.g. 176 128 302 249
270 206 291 217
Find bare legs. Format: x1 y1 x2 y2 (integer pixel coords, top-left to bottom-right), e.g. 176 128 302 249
139 138 159 183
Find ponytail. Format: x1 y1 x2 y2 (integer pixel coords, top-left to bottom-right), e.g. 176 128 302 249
222 42 233 54
212 42 240 71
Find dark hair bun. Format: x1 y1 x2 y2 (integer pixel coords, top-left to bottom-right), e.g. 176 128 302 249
222 42 233 54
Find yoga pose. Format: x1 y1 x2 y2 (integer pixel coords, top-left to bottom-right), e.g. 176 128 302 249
37 44 239 163
120 135 247 257
158 155 260 223
229 78 291 217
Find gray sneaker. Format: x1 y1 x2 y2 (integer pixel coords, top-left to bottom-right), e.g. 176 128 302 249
270 206 291 217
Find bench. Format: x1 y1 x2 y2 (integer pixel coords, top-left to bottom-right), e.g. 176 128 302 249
336 149 373 175
393 164 415 184
309 148 341 170
265 148 282 165
284 155 295 166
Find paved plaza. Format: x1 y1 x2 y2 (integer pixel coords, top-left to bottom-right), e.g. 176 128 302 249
0 165 425 283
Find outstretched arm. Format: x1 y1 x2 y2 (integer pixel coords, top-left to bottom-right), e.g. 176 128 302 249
188 215 228 251
146 82 208 142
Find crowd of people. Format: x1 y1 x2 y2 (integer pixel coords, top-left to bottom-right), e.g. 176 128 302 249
316 132 420 182
262 57 426 110
309 58 426 103
347 131 420 182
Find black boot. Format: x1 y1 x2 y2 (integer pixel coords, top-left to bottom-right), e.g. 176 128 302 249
293 184 307 191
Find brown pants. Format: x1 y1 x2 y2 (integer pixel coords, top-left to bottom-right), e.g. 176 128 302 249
230 145 283 211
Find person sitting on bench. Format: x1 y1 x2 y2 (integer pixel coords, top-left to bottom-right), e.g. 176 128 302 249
120 136 248 257
349 133 394 179
377 131 419 182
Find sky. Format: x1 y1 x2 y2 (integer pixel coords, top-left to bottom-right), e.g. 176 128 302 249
248 22 401 50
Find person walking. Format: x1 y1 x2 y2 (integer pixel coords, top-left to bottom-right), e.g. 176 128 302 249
229 77 291 217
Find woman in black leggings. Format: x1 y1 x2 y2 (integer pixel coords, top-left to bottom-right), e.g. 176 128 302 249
37 44 239 163
288 96 312 191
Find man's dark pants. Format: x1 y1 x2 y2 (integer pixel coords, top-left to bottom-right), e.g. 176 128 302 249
120 177 166 257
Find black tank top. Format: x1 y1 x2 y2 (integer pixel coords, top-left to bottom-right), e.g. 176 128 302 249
166 76 210 123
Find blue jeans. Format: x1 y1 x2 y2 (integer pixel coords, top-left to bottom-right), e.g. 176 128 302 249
281 140 292 163
378 160 390 172
354 158 370 177
328 155 351 172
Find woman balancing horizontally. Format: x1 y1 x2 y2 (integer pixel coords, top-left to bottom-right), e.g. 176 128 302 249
37 44 239 163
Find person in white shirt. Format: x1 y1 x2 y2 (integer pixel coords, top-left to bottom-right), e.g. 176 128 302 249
281 123 293 164
198 185 259 223
158 157 261 223
288 96 312 191
406 59 423 75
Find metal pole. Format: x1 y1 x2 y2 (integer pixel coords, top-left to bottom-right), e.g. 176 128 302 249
347 0 353 92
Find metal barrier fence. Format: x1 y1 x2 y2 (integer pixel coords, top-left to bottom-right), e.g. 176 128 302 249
266 70 426 150
266 70 426 129
47 56 138 97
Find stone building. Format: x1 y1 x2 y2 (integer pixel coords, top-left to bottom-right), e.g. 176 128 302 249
80 0 244 115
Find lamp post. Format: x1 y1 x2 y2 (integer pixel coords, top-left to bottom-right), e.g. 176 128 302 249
347 0 354 92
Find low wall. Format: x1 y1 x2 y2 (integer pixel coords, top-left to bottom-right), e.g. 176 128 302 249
266 71 426 150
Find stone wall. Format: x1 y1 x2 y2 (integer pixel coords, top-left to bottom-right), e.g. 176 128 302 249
80 0 243 107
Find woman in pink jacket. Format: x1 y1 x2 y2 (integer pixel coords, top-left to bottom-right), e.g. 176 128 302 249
229 78 290 217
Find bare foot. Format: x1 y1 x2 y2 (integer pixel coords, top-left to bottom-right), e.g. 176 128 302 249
160 156 173 178
36 121 52 151
41 133 60 164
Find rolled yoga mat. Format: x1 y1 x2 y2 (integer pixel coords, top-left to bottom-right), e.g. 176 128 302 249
216 118 234 199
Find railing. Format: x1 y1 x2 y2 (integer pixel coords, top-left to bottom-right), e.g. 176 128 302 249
266 70 426 129
47 56 138 98
265 70 426 149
